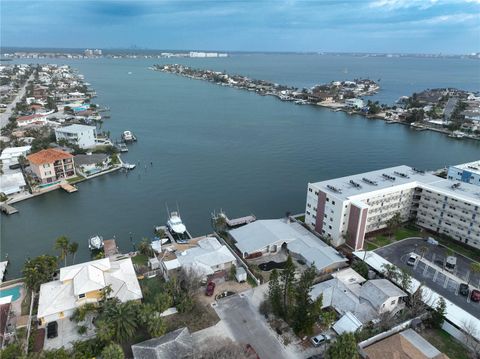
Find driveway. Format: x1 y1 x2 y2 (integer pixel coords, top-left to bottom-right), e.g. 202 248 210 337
375 237 480 319
212 293 298 359
0 73 33 128
43 317 95 350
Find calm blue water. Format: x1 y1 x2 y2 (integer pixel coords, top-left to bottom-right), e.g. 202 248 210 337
0 285 22 301
2 54 479 277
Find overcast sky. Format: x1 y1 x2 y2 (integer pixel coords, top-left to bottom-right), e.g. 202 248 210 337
2 0 480 54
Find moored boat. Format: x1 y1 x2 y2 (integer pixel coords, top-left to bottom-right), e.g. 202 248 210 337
88 235 104 251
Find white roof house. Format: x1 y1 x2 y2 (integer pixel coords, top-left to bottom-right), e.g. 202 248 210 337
0 146 31 165
162 237 236 279
38 258 142 324
54 124 97 149
230 219 347 273
0 172 26 195
332 311 363 334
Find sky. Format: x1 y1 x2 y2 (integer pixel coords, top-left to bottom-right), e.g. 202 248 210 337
1 0 480 54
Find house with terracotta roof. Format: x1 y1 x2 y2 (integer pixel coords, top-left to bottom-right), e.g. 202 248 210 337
37 258 143 325
27 148 76 184
16 114 48 127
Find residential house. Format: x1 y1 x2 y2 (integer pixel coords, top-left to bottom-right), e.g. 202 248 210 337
310 268 407 328
16 114 48 127
27 148 76 184
361 328 449 359
229 218 348 274
37 258 142 325
74 153 110 176
55 124 97 149
345 98 364 108
132 327 193 359
0 146 31 166
159 236 236 281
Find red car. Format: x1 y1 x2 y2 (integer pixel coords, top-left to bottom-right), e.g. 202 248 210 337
471 289 480 302
205 281 216 296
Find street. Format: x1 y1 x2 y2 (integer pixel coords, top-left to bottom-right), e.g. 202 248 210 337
0 73 34 128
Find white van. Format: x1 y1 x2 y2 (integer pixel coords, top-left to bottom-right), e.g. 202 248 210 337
445 256 457 273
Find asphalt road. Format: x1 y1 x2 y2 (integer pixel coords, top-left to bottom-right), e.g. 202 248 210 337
375 237 480 319
0 73 34 128
213 294 297 359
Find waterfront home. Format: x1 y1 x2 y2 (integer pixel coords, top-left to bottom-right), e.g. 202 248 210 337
16 114 48 127
27 148 76 184
0 145 31 166
345 98 365 108
229 218 348 274
54 124 97 149
74 153 110 177
159 236 236 281
37 258 142 325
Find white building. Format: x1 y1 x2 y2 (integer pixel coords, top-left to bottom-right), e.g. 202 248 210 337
305 165 480 250
160 237 236 280
447 160 480 187
37 258 142 325
0 146 31 166
345 98 364 108
55 124 97 149
229 218 348 274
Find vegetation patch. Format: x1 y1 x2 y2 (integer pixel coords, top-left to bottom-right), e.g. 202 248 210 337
422 328 472 359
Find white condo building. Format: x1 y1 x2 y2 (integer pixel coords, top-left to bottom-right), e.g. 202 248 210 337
55 124 97 149
448 160 480 187
305 165 480 250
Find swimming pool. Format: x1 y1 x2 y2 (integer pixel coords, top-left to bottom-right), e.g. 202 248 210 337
0 285 22 302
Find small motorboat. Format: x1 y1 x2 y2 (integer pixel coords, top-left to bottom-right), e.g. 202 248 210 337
122 163 136 170
88 235 104 251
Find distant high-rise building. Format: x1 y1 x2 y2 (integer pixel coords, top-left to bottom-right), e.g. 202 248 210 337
84 49 93 57
93 49 102 56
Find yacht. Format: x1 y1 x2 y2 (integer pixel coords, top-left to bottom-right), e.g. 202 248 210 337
122 163 136 170
167 211 187 235
88 235 104 251
122 130 137 142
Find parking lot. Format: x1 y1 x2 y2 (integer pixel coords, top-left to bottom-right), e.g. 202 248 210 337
375 237 480 319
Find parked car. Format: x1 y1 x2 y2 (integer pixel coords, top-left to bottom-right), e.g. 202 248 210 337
445 256 457 273
426 237 439 245
205 281 216 296
47 321 58 339
310 333 331 347
407 254 418 266
471 289 480 302
459 283 469 296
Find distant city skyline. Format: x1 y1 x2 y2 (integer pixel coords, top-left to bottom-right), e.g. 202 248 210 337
2 0 480 54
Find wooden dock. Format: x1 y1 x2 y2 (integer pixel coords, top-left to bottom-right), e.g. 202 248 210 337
0 204 18 215
104 239 119 257
220 212 256 227
61 183 78 193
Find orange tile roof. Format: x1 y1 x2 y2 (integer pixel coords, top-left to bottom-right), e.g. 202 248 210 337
27 148 73 165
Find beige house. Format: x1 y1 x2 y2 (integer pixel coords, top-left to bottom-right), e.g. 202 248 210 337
27 148 76 184
37 258 142 325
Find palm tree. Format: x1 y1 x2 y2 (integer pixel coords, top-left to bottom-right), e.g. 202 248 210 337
68 242 79 264
55 236 70 267
419 245 428 260
138 238 154 257
104 301 139 343
381 263 399 282
101 343 124 359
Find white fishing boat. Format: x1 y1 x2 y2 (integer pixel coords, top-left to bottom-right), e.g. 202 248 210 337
122 163 136 170
117 143 128 152
122 130 137 142
167 211 187 235
88 235 104 250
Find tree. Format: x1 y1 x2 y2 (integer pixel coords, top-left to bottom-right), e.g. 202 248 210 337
268 269 283 316
386 212 402 237
55 235 70 267
280 255 296 319
468 262 480 285
101 343 124 359
381 263 399 282
23 255 58 292
419 245 428 260
292 264 323 335
326 332 359 359
196 337 247 359
0 343 25 359
138 238 154 258
320 310 336 330
399 268 413 293
351 261 368 279
101 300 140 344
461 319 480 355
429 297 446 329
145 312 167 338
69 241 79 264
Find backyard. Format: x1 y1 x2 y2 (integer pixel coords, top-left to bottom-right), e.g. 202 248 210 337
422 328 473 359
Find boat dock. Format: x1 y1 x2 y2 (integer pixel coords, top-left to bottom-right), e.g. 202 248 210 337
218 212 256 227
61 183 78 193
0 204 18 215
104 239 120 257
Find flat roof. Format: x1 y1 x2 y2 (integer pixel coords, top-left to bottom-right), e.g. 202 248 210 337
450 160 480 176
55 124 96 133
309 165 480 203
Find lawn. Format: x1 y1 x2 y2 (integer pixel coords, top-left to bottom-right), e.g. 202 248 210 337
132 253 148 266
436 236 480 263
394 227 423 240
366 225 424 250
422 328 472 359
